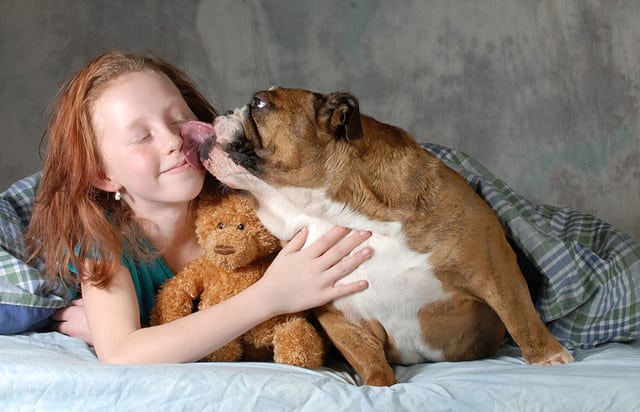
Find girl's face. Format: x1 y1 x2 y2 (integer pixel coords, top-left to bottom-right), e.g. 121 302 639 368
92 70 205 212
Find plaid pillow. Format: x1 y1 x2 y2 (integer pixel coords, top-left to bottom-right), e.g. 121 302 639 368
0 172 71 334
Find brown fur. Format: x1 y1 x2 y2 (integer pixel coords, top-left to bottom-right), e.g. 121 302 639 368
150 190 325 367
197 87 573 385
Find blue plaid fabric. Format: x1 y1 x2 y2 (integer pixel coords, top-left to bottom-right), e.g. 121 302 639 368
424 143 640 349
0 172 71 333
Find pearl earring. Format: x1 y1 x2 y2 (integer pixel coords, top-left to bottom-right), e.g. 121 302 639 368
115 190 121 201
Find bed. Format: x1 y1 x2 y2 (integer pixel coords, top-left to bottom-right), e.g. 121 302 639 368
1 332 638 411
2 145 639 411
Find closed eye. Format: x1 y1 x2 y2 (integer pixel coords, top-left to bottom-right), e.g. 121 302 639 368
129 131 152 144
170 112 196 126
171 112 196 124
167 103 197 126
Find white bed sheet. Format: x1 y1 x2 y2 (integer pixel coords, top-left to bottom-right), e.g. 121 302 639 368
1 332 638 411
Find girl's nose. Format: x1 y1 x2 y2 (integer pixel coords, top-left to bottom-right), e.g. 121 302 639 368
162 127 183 153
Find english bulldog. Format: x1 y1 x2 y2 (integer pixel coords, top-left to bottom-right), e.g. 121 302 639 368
181 87 574 386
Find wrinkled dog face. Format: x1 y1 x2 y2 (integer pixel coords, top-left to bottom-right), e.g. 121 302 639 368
220 87 362 186
180 86 363 191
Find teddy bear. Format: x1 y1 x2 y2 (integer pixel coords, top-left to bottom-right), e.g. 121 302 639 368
150 189 326 368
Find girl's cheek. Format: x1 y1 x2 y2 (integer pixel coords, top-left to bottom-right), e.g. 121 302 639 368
132 156 158 176
127 148 158 171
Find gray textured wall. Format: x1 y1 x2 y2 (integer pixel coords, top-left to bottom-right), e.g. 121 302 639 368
1 0 638 240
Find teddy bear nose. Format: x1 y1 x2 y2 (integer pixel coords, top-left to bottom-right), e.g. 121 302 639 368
214 245 236 255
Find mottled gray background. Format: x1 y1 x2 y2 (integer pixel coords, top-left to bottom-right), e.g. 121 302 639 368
1 0 638 240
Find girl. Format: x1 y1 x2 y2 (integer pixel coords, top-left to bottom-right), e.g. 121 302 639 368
27 51 371 363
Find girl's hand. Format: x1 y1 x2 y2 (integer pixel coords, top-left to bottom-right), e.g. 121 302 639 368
258 226 372 316
52 298 93 345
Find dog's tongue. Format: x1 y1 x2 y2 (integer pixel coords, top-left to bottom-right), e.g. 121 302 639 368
181 121 215 171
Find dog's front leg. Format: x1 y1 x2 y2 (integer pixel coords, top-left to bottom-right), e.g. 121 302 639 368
314 306 397 386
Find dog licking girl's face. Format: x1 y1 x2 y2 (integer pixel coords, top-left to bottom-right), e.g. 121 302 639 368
181 121 213 171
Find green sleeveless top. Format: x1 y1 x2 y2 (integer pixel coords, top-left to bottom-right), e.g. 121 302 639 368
70 251 174 326
121 253 175 326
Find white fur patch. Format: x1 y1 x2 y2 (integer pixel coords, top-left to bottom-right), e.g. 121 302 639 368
254 186 450 364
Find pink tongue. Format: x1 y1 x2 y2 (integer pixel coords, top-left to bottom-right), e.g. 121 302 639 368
181 121 215 171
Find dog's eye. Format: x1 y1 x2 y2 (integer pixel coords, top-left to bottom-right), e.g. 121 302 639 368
237 224 245 230
217 222 224 229
250 96 267 110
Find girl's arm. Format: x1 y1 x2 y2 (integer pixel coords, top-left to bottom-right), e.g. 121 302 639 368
81 226 371 364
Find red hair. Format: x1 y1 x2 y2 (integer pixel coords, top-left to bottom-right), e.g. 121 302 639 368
27 51 217 288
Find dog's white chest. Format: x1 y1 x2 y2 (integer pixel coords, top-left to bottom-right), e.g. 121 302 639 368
256 187 450 364
334 232 450 364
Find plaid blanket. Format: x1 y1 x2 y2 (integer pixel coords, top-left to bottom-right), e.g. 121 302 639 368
1 148 639 348
0 172 71 333
424 143 640 349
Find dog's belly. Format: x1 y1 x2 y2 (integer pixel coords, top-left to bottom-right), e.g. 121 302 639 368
332 233 451 364
257 187 452 365
204 119 474 365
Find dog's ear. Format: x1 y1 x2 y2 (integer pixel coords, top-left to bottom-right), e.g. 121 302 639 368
321 92 363 141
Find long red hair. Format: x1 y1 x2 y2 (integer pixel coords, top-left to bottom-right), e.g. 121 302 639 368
27 51 218 288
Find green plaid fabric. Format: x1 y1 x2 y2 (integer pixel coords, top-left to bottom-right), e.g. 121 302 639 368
0 172 70 333
424 143 640 349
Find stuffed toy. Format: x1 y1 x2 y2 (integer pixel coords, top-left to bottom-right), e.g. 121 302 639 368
150 190 325 368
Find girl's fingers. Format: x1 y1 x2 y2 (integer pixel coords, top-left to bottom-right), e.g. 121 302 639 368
303 226 352 257
316 230 372 270
326 246 373 283
280 227 309 254
329 279 369 300
51 307 67 321
290 226 372 273
52 299 85 321
55 317 71 334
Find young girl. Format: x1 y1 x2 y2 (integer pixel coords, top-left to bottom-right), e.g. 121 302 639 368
27 51 371 364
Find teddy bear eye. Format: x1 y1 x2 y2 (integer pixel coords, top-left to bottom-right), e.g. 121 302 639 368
217 222 224 229
237 224 245 230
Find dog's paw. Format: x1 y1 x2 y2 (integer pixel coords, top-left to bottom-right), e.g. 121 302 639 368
533 347 574 366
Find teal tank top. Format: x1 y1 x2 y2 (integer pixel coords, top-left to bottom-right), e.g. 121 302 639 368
70 251 174 326
121 253 174 326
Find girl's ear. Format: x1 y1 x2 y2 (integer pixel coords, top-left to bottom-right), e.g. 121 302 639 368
92 172 118 193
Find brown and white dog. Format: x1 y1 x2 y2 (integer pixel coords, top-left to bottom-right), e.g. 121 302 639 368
181 87 573 386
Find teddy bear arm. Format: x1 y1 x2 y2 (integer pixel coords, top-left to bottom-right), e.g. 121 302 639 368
150 259 208 325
